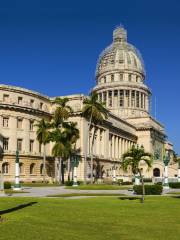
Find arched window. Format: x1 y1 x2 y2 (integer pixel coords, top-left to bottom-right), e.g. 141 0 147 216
153 168 160 177
2 162 9 174
19 163 24 174
30 163 35 175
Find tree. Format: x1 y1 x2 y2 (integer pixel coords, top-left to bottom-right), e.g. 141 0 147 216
82 91 109 184
121 145 153 203
63 122 80 181
36 118 51 183
51 128 72 184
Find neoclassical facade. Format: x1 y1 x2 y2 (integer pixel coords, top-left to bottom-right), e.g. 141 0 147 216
0 27 178 182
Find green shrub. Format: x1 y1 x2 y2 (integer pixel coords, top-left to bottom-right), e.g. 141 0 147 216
117 179 123 185
4 181 11 189
133 184 163 195
122 181 132 185
169 182 180 189
65 180 73 186
142 178 152 183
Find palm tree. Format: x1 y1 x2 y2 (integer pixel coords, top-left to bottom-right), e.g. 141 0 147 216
51 128 72 184
82 91 109 184
36 118 51 183
53 97 73 128
63 122 80 180
122 145 153 203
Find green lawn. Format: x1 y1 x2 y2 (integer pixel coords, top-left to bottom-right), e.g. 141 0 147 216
0 196 180 240
66 184 132 190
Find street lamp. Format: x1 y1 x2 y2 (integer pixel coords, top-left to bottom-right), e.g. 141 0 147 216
0 169 4 196
72 154 80 187
163 150 170 189
13 150 21 191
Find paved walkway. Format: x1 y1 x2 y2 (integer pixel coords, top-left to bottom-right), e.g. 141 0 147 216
5 186 132 197
2 186 180 198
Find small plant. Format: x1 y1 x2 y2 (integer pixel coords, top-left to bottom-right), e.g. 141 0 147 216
169 182 180 188
4 181 11 189
133 184 163 195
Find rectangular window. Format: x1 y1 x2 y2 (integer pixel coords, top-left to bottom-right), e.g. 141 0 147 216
3 117 9 127
114 90 118 97
39 143 42 153
126 90 130 107
136 92 139 108
104 76 106 83
103 92 107 105
3 138 9 150
120 73 123 81
18 97 23 104
3 94 9 102
128 74 132 82
30 140 34 152
30 99 34 107
17 139 23 151
119 90 124 107
131 90 135 107
108 91 112 107
29 120 34 131
17 118 23 129
111 75 114 82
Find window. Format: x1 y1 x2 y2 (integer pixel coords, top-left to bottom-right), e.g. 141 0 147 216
108 91 112 107
3 94 9 102
131 90 135 107
39 143 42 153
3 138 9 151
30 163 35 175
136 92 140 108
40 102 43 110
29 140 34 152
40 164 43 175
19 163 24 174
111 74 114 82
114 90 118 97
17 139 23 151
128 74 132 82
119 90 124 107
17 118 23 129
2 162 9 174
29 120 34 131
3 117 9 127
136 76 138 82
99 93 102 102
30 99 34 107
119 73 123 81
104 76 106 83
125 90 130 107
18 97 23 104
103 92 107 105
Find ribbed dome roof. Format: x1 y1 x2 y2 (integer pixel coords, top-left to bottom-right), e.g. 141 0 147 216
96 27 145 78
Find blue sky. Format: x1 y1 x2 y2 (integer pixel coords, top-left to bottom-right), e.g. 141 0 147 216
0 0 179 153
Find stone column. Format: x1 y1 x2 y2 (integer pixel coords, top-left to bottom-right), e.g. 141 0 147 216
112 135 115 159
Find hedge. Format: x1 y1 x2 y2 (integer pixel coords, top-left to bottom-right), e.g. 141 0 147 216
4 181 11 189
133 184 163 195
169 182 180 189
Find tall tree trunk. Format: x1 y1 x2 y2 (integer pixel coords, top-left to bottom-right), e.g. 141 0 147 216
90 128 96 184
84 112 93 184
139 170 145 203
67 157 71 181
61 159 64 184
59 157 62 185
43 144 46 183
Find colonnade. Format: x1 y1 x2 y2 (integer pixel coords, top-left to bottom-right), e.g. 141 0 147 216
88 127 135 160
98 89 148 111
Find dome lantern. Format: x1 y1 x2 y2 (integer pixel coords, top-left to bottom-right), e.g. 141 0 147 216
113 27 127 43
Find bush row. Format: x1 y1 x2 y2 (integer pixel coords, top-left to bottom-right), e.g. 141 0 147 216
169 182 180 188
133 184 163 195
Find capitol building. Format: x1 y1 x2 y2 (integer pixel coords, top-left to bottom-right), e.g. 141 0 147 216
0 27 178 182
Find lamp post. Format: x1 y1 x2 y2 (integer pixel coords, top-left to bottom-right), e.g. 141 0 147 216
14 150 21 191
72 154 79 187
112 164 116 183
0 169 4 196
163 150 170 189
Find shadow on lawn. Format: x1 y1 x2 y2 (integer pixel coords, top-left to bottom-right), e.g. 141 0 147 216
0 202 37 217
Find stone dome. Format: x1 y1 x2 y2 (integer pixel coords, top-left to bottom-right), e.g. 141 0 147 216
96 27 145 80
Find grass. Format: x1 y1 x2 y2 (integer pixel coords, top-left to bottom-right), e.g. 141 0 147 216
66 184 132 190
0 196 180 240
166 192 180 195
4 189 29 194
21 183 60 187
